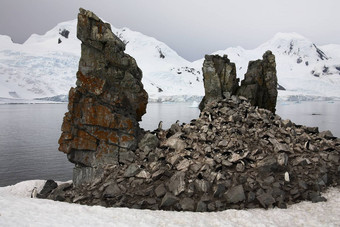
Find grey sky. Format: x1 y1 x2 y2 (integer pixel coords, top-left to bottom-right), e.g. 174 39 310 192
0 0 339 61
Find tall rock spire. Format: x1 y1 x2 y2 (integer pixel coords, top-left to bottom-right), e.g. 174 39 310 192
58 8 148 185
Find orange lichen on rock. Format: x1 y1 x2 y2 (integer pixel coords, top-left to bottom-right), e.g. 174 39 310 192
77 71 106 95
58 8 148 184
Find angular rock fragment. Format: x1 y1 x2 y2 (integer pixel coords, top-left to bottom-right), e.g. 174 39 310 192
257 193 276 208
160 192 179 208
224 185 245 204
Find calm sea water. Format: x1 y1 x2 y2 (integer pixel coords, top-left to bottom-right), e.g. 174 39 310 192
0 101 339 187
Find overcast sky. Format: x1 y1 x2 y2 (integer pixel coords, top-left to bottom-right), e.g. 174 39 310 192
0 0 339 61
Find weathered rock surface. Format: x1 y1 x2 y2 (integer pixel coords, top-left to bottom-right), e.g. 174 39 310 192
58 8 148 185
237 51 278 113
199 55 239 111
49 95 339 211
200 51 278 113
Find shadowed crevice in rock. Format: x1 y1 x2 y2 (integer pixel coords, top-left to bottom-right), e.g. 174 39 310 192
58 8 148 185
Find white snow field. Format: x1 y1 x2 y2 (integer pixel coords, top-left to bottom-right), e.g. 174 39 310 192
1 19 340 103
0 180 339 226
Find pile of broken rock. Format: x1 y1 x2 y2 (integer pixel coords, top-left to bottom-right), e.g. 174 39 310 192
46 95 340 211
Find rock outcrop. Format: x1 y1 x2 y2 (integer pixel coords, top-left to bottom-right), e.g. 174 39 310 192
199 55 239 111
50 96 339 211
199 51 278 113
49 9 339 212
237 51 278 113
58 8 148 185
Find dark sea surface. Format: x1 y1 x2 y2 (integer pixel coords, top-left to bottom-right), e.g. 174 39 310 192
0 101 339 187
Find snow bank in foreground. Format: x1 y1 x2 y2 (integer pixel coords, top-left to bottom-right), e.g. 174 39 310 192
0 180 339 226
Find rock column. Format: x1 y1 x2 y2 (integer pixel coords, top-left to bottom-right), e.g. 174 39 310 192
200 51 278 113
58 8 148 185
237 50 278 113
199 55 239 111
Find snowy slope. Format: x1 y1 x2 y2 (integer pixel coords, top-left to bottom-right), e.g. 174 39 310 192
193 32 340 101
0 180 339 226
0 20 79 100
0 20 202 102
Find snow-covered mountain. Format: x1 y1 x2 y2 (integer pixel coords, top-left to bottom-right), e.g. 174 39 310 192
0 19 202 103
193 32 340 101
1 19 340 103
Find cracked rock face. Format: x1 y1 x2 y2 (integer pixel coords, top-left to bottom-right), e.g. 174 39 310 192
199 55 239 111
200 51 278 113
237 51 278 113
58 8 148 185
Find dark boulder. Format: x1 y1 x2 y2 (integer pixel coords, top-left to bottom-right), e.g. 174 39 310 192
37 180 58 198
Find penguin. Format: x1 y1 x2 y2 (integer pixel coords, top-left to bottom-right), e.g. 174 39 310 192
284 172 290 182
31 187 38 198
208 113 212 122
157 120 163 131
304 140 310 150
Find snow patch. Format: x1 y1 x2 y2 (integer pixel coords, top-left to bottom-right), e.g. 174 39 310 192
0 180 339 226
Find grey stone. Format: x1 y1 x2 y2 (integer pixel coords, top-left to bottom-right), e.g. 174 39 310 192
247 191 256 202
103 183 121 198
257 193 276 208
224 185 246 203
180 198 195 211
306 127 319 134
155 184 167 198
213 183 226 198
138 133 159 151
176 159 191 171
256 156 278 171
196 200 207 212
160 192 178 207
38 180 58 198
163 133 186 151
136 170 151 179
124 164 140 177
73 166 103 186
194 179 210 193
168 171 186 196
282 119 292 128
311 195 327 203
119 150 135 163
319 130 334 139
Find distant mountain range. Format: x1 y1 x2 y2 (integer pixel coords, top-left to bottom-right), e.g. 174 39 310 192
1 19 340 103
